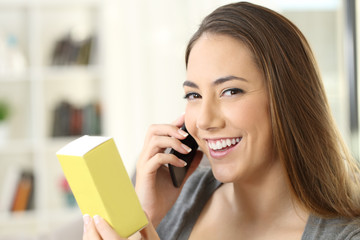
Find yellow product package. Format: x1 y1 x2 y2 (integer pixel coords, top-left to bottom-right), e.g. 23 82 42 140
56 135 148 238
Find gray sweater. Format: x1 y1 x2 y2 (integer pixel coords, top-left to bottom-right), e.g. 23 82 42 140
157 167 360 239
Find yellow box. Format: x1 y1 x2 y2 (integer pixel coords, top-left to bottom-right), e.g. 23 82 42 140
56 135 148 238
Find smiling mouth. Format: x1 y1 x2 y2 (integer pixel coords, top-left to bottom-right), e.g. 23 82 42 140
207 137 241 151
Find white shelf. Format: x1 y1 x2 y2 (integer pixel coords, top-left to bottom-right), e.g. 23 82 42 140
0 1 105 239
0 72 29 82
0 207 81 222
0 139 32 154
0 208 82 239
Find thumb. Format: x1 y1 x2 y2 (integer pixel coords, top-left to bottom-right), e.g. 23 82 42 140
93 215 126 240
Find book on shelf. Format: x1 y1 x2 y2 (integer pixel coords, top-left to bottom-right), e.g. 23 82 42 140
51 33 94 66
56 135 148 238
11 171 34 212
0 167 34 212
53 101 72 137
52 100 101 137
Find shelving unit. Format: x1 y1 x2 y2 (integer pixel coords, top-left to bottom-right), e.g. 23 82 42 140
0 0 104 238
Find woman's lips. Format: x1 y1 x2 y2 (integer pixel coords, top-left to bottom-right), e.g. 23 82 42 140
207 137 241 150
206 137 241 159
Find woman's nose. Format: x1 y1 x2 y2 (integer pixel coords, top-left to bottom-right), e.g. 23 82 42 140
196 99 225 131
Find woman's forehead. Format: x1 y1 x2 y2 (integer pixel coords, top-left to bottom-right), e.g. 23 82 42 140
186 34 263 83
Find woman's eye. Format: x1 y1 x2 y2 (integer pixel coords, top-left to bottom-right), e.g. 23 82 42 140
221 88 244 97
184 92 201 100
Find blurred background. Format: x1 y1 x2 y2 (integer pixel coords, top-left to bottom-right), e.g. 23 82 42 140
0 0 358 239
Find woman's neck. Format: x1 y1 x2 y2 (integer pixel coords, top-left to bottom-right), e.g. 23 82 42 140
223 160 309 227
188 160 309 240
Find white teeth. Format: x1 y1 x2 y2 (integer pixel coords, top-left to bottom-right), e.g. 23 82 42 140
208 137 241 150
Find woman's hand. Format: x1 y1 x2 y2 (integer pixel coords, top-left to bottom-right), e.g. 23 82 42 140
83 214 159 240
135 115 202 227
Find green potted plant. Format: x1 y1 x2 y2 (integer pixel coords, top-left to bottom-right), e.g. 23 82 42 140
0 100 10 144
0 101 9 122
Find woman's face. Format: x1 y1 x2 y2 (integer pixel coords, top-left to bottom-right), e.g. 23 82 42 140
184 34 275 183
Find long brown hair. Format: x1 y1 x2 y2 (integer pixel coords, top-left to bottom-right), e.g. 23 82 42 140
185 2 360 218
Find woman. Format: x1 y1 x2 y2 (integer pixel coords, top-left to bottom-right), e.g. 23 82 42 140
83 2 360 239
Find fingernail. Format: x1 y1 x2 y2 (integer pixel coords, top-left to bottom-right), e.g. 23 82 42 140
181 144 192 153
83 214 91 225
94 215 101 225
83 214 90 233
178 129 189 138
182 161 188 167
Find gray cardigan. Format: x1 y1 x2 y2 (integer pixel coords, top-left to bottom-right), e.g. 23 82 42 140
157 167 360 240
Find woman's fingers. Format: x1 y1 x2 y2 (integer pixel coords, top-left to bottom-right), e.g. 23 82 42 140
146 153 187 172
83 214 127 240
90 214 161 240
146 135 192 156
139 115 188 165
144 124 188 143
138 124 192 168
93 215 127 240
83 214 102 240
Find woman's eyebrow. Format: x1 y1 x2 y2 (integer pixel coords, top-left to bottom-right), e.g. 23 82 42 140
183 75 247 88
183 80 199 88
214 75 247 85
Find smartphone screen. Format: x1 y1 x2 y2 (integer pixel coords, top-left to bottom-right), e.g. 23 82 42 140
168 124 198 187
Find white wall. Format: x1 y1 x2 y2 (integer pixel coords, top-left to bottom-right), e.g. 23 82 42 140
101 0 237 174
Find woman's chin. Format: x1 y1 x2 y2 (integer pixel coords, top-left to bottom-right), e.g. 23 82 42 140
210 164 239 183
